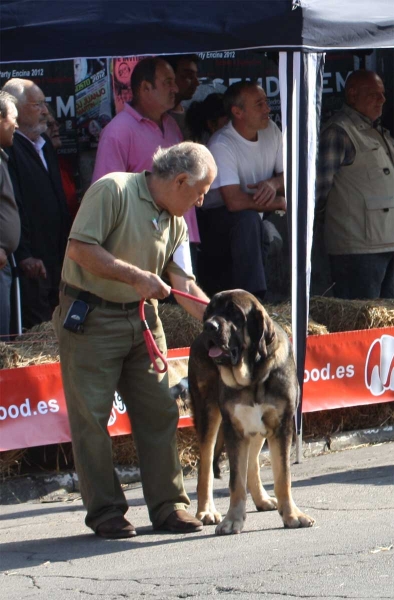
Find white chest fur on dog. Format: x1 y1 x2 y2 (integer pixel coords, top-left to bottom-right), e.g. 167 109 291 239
232 404 267 437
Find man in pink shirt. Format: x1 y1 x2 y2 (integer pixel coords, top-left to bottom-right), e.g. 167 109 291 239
92 57 200 246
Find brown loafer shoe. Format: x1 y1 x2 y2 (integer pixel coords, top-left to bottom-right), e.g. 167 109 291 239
95 516 137 539
155 510 203 534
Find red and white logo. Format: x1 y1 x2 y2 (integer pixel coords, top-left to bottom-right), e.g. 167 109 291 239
365 334 394 397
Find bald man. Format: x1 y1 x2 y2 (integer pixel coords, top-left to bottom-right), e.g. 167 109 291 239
3 78 71 328
316 70 394 300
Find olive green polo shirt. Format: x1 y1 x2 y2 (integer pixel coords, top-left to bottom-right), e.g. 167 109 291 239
62 171 193 303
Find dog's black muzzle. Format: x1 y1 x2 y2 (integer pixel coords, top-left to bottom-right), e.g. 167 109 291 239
203 319 241 366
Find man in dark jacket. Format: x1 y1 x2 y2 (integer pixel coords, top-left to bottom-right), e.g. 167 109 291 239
0 90 20 340
3 78 71 328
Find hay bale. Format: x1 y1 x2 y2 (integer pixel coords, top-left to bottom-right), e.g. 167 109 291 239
1 322 59 368
309 296 394 333
159 303 202 348
111 427 200 473
0 449 26 480
265 302 328 337
303 402 394 439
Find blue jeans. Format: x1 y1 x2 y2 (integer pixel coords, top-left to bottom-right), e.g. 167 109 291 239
197 207 267 298
329 252 394 300
0 261 12 341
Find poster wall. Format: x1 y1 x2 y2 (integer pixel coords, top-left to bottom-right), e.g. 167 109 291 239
111 56 151 114
0 60 80 213
74 58 112 150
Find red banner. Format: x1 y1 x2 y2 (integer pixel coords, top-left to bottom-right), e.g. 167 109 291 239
1 330 393 452
302 327 394 412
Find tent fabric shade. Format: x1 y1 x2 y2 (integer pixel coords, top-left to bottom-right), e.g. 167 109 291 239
0 0 393 63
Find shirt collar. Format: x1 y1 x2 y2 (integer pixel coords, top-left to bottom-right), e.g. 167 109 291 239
344 104 375 127
136 171 171 219
124 102 169 126
16 129 46 150
0 147 9 161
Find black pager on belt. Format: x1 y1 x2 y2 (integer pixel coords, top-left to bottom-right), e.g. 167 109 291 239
63 300 90 333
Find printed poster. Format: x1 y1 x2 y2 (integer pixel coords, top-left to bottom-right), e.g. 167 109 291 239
74 58 112 149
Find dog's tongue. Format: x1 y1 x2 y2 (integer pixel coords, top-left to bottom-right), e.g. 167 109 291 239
209 346 224 358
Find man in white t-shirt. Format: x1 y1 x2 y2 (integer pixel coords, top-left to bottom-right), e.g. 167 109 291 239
197 81 286 298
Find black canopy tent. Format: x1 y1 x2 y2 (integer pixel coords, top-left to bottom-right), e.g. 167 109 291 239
1 1 393 59
1 0 393 457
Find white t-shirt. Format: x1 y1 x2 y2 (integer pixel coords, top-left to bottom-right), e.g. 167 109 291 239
204 120 283 209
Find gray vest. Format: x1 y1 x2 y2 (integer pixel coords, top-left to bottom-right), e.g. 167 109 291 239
323 105 394 254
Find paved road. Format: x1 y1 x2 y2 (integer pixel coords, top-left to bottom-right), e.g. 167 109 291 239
1 443 393 600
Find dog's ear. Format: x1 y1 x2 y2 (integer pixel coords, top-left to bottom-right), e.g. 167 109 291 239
248 304 276 359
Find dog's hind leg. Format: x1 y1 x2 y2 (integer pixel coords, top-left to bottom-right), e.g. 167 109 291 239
268 430 315 528
212 423 225 479
215 432 249 535
247 435 278 512
196 404 223 525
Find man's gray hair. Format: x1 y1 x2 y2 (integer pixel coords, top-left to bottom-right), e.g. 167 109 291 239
2 78 28 104
0 90 17 118
152 142 216 185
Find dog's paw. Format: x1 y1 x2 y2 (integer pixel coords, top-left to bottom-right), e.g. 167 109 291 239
255 496 278 512
196 510 222 525
282 510 315 529
215 514 245 535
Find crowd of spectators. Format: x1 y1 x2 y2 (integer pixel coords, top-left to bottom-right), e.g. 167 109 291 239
0 60 393 338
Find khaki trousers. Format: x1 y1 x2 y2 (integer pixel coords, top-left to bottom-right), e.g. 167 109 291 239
53 293 190 531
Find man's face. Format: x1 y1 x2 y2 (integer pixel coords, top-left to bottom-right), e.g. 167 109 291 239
17 85 49 141
0 102 18 148
235 86 271 132
348 74 386 122
47 112 61 149
171 168 216 217
174 59 199 102
150 61 179 113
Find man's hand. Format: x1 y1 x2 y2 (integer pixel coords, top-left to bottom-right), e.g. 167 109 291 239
19 257 47 279
0 248 7 270
247 180 277 207
132 271 171 300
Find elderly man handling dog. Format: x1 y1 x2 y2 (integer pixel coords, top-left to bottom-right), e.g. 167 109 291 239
53 142 216 538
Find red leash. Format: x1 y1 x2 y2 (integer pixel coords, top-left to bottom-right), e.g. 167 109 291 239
139 289 209 374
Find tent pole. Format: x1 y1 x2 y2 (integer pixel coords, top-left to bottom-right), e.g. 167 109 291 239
296 421 303 463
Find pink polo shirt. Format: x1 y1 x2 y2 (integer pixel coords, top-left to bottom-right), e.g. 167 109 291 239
92 103 200 242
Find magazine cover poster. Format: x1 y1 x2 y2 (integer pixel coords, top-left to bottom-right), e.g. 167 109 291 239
74 58 112 150
111 56 151 114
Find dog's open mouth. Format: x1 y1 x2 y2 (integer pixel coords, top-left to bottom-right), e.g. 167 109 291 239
208 344 239 366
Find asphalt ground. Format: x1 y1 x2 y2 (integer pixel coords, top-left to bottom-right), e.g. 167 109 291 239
1 442 393 600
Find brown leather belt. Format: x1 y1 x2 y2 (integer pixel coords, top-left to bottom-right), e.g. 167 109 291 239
60 281 140 310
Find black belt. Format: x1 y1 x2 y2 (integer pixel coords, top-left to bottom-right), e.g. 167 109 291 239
60 281 140 311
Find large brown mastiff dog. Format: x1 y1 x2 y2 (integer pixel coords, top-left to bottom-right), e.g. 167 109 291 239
188 290 315 535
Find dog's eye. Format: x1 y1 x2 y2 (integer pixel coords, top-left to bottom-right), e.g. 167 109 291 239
227 303 245 325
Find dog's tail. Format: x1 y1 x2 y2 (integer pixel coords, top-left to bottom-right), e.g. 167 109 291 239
213 423 225 479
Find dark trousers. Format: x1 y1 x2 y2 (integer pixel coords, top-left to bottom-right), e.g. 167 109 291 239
20 262 62 329
0 261 12 341
53 294 189 532
196 207 267 298
329 252 394 300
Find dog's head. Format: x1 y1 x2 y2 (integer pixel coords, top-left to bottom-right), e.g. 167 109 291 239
201 290 276 385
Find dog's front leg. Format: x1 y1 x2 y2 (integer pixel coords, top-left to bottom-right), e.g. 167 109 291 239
215 428 249 535
268 430 315 528
247 435 278 512
196 405 222 525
